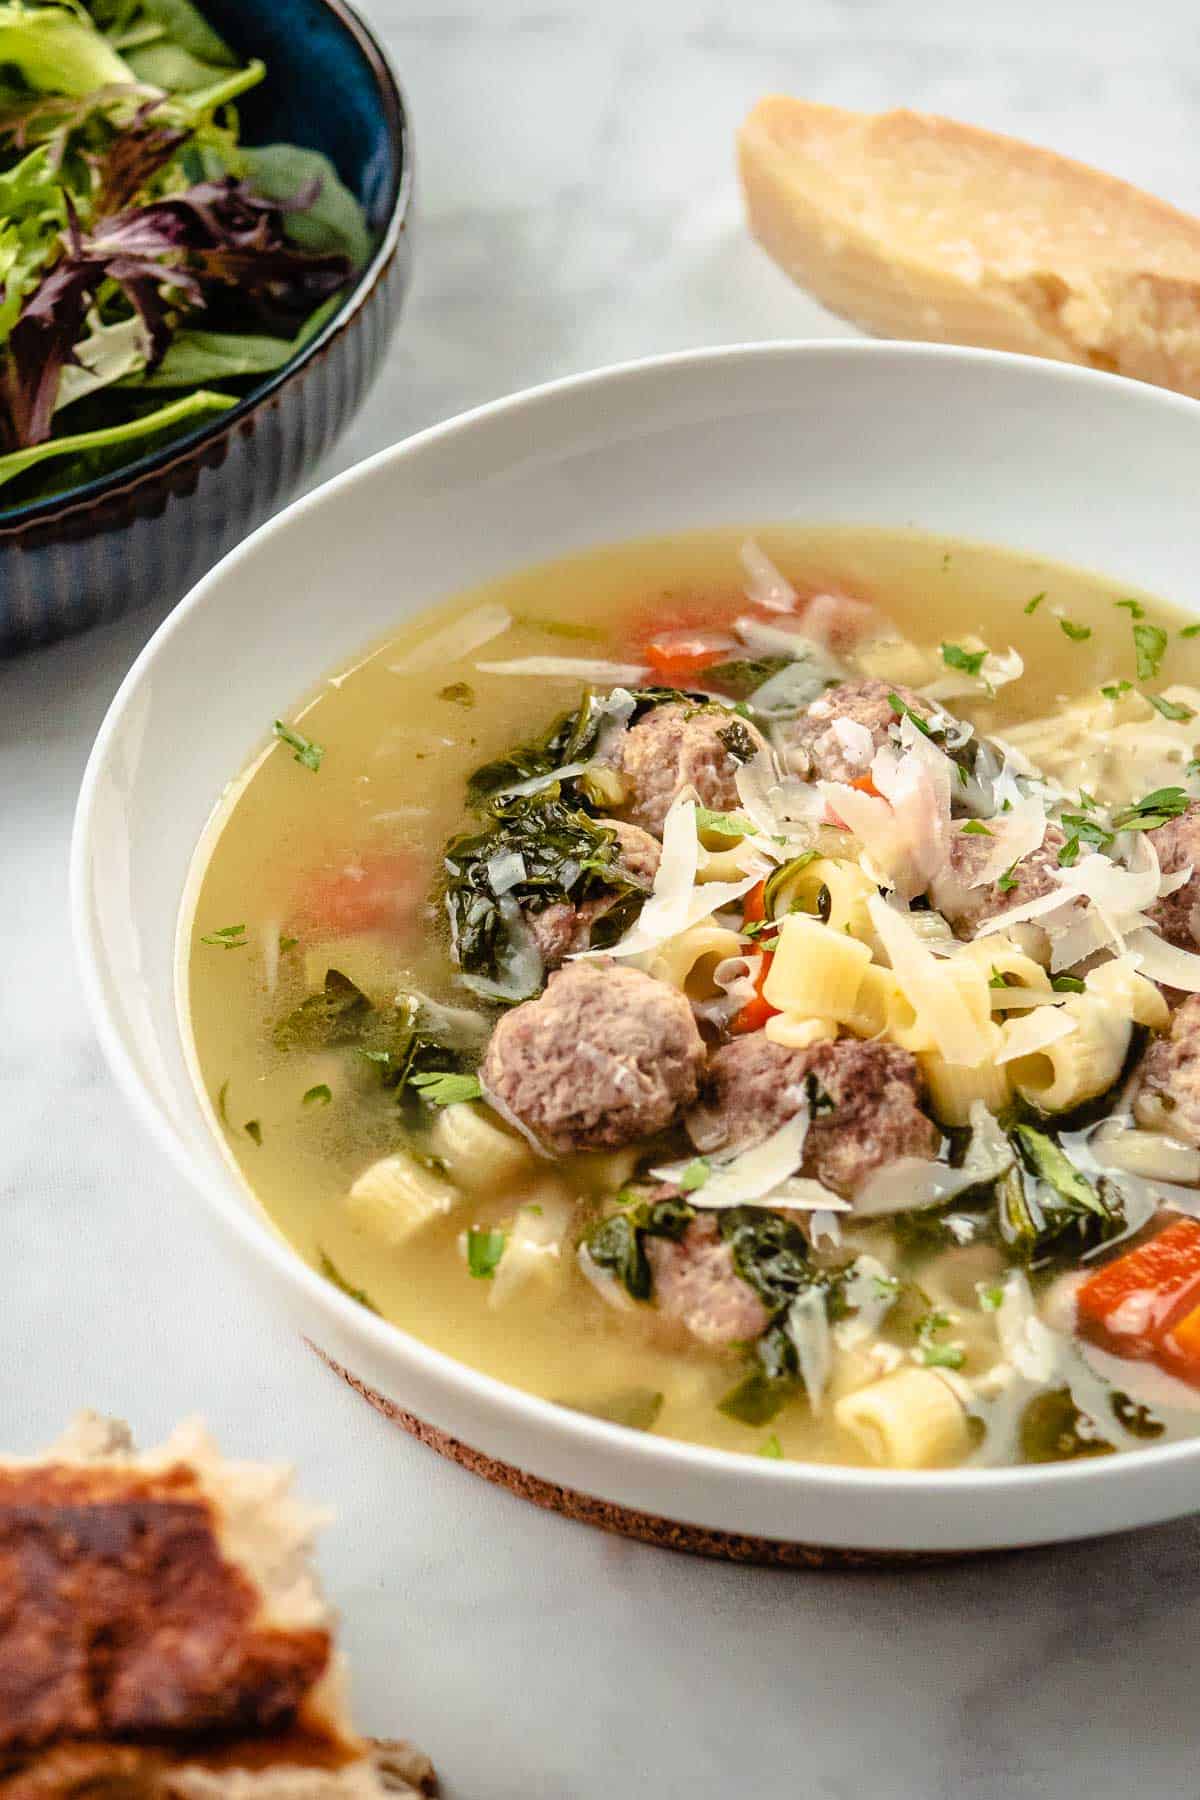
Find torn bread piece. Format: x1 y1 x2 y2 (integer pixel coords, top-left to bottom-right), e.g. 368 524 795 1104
738 97 1200 398
0 1416 434 1798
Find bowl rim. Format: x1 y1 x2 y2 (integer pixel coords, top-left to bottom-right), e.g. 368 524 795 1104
0 0 412 539
71 338 1200 1523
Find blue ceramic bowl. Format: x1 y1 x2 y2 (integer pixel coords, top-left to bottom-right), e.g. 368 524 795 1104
0 0 412 655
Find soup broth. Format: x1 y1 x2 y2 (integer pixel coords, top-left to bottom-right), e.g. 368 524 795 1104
183 525 1200 1468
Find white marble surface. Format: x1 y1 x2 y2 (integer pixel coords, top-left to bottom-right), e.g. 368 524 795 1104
4 1 1200 1793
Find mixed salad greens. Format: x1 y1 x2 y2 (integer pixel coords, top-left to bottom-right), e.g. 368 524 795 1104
0 0 371 506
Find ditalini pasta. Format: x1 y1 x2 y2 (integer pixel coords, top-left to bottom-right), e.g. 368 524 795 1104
184 522 1200 1472
834 1368 971 1469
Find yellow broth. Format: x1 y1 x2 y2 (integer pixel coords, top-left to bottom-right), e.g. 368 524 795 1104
181 524 1200 1466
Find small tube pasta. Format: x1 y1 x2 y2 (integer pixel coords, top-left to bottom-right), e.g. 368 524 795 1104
960 935 1053 1010
346 1151 459 1248
763 914 873 1020
696 841 754 883
766 1013 838 1049
646 920 744 998
1009 994 1131 1113
489 1187 574 1309
1085 956 1170 1030
842 963 929 1048
767 856 877 943
430 1101 533 1191
835 1367 971 1469
920 1027 1011 1126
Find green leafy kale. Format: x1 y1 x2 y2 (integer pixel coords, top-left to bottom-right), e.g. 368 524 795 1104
1002 1125 1126 1262
583 1195 697 1302
275 972 476 1111
444 790 649 988
715 1209 849 1427
703 655 791 697
318 1249 379 1314
1019 1388 1112 1463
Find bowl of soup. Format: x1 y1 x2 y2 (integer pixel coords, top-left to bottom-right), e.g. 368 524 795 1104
73 341 1200 1553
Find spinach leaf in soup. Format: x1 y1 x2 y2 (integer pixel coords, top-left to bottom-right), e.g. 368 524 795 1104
274 972 478 1112
443 792 648 992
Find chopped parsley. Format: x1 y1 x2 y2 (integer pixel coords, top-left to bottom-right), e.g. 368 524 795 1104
941 642 987 676
302 1084 332 1108
916 1310 965 1370
244 1120 262 1145
466 1227 507 1279
409 1071 483 1106
758 1433 784 1459
279 934 299 952
318 1251 380 1313
977 1283 1006 1312
888 691 934 738
200 922 248 949
989 968 1012 989
961 819 992 836
996 863 1019 892
1133 622 1168 680
1111 787 1189 832
1059 619 1091 643
1050 974 1086 994
1181 623 1200 640
1148 693 1196 723
1024 591 1046 615
273 719 324 772
1101 680 1132 701
1115 598 1145 619
678 1158 712 1192
1057 810 1115 863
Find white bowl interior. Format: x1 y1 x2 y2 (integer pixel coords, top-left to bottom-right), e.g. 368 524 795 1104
74 343 1200 1551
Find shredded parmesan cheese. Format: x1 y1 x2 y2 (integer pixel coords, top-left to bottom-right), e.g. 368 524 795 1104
388 602 512 673
475 656 649 683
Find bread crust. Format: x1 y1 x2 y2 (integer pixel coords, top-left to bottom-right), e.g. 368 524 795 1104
0 1465 330 1751
738 96 1200 397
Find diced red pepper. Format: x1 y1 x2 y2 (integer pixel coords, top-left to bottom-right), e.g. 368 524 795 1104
729 950 777 1036
295 851 422 937
1076 1216 1200 1385
729 881 778 1034
742 880 767 927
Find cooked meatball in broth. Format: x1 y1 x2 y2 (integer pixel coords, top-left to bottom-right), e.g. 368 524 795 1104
184 524 1200 1470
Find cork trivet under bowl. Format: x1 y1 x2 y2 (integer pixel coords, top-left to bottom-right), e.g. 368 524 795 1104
313 1348 972 1568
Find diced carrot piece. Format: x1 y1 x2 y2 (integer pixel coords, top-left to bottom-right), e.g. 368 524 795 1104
643 640 727 684
1163 1301 1200 1384
297 852 422 936
850 774 880 797
730 949 778 1035
1076 1217 1200 1372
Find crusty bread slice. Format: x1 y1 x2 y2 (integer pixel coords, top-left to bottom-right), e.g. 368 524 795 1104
0 1417 435 1798
738 97 1200 398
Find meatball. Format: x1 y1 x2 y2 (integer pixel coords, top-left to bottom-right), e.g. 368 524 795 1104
929 820 1069 939
481 961 705 1153
1147 802 1200 949
646 1214 768 1348
526 822 661 970
785 678 933 784
614 703 768 834
1134 994 1200 1145
688 1032 940 1197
